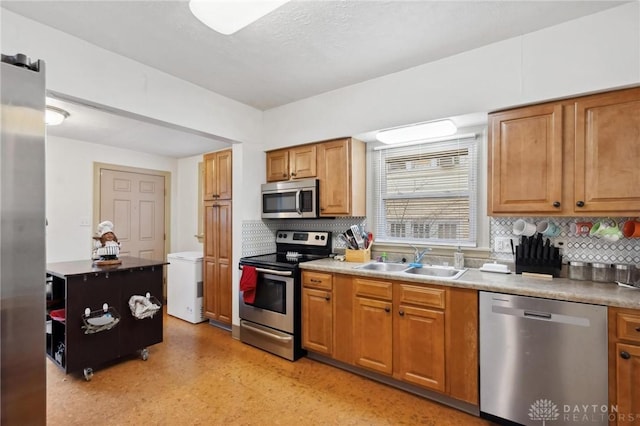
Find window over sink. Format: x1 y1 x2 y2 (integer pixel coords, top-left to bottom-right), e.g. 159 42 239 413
372 135 478 246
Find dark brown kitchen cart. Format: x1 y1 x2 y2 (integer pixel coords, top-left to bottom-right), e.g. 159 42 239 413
46 257 166 381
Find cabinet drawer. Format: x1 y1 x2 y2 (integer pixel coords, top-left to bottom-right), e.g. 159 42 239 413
397 284 445 309
354 278 393 301
616 312 640 343
302 271 333 290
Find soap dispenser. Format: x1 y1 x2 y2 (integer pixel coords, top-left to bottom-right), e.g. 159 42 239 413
454 247 464 269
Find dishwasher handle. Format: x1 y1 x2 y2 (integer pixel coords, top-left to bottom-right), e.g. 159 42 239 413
524 310 552 320
492 304 591 327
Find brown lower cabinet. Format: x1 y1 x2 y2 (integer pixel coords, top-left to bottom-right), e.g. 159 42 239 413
203 199 232 324
301 271 478 406
608 307 640 425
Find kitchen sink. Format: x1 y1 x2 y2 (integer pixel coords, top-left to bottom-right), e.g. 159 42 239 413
403 266 467 280
354 262 410 272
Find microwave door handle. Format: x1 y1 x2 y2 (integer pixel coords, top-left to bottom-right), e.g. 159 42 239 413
239 265 293 276
295 189 302 215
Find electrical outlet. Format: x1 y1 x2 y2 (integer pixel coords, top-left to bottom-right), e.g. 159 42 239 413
494 237 518 253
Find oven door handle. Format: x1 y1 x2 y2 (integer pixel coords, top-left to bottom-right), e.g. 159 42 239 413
239 265 293 276
242 322 293 342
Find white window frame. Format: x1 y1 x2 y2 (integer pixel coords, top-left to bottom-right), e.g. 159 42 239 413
371 134 478 248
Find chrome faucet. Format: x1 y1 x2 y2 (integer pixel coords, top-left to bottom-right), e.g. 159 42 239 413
410 245 430 264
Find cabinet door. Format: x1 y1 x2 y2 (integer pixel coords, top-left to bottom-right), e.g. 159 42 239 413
353 296 393 374
575 88 640 213
216 150 233 200
615 343 640 423
290 145 316 179
302 287 333 355
203 152 217 200
488 103 563 214
203 200 232 324
215 201 232 324
203 259 217 319
394 304 445 392
204 150 232 200
266 149 289 182
317 139 351 216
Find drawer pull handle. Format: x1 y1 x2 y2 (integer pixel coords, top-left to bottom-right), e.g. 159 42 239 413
621 351 631 360
310 279 321 283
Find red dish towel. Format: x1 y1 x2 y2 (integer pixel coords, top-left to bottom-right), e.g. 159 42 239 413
240 265 257 304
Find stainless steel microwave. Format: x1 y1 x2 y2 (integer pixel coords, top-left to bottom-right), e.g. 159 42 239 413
261 178 319 219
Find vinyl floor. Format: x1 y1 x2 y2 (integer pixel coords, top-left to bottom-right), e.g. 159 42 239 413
46 313 493 425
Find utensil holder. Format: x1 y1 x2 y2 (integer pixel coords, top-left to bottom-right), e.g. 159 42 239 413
345 248 371 263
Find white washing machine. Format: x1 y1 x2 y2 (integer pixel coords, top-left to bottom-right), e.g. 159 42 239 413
167 251 205 323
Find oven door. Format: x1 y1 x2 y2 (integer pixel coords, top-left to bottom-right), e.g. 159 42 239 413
239 267 294 334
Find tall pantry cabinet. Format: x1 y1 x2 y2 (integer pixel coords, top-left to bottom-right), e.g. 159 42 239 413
203 150 232 325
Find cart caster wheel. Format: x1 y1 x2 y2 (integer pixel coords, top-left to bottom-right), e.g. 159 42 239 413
83 368 93 381
140 348 149 361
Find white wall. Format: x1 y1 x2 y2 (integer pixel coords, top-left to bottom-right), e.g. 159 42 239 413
262 2 640 149
45 135 178 263
175 155 205 253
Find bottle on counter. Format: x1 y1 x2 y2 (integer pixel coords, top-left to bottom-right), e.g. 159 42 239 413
454 246 464 269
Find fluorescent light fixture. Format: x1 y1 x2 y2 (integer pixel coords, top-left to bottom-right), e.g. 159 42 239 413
189 0 290 35
45 106 69 126
376 119 457 144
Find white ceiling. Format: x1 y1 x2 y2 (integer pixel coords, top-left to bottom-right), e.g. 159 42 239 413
2 0 626 157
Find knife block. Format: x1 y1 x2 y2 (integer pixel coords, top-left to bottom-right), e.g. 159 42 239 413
515 258 562 277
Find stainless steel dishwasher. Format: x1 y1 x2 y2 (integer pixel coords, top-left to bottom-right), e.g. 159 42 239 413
479 291 608 426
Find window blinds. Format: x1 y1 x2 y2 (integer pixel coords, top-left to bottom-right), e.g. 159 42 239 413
372 136 478 246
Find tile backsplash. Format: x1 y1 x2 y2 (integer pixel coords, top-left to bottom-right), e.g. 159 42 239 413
242 217 640 266
241 218 366 257
491 217 640 265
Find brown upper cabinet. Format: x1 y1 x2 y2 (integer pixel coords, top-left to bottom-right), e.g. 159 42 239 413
266 144 317 182
204 149 232 200
265 137 366 217
317 138 366 217
488 86 640 216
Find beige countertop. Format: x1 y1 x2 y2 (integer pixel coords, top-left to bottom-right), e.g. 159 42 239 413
300 258 640 309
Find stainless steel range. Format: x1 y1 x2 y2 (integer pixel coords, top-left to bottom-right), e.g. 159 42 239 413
239 230 332 361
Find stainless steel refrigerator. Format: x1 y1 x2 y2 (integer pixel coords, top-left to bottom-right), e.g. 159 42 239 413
1 53 47 425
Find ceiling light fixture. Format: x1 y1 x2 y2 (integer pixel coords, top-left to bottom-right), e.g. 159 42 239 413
376 119 458 144
45 105 70 126
189 0 290 35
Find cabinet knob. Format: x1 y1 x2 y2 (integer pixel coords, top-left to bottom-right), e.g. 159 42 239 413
553 201 561 208
635 326 640 332
621 351 631 360
576 200 585 207
399 310 405 316
282 173 287 177
291 172 296 177
325 295 330 301
384 306 390 313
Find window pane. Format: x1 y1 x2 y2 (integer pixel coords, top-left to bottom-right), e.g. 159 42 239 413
373 136 477 246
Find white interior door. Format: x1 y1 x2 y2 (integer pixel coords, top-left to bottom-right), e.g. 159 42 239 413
99 168 166 261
